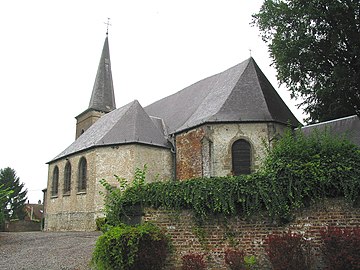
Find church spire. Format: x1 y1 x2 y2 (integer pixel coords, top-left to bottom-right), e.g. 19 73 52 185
75 32 116 139
88 34 116 113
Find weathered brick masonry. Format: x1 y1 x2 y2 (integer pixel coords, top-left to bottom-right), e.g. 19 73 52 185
176 127 206 180
143 198 360 269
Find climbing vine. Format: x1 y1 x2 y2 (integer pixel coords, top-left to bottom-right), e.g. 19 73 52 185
101 129 360 225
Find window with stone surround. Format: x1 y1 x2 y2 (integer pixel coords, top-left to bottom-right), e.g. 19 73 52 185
78 157 87 192
51 166 59 197
64 161 71 195
232 139 251 175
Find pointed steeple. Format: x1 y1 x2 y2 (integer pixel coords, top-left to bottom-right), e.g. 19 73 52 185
88 35 116 112
75 34 116 139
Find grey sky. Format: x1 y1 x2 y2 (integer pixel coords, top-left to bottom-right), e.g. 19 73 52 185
0 0 304 203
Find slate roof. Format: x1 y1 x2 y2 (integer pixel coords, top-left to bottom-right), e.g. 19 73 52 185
52 100 170 161
301 115 360 146
145 57 300 134
51 57 300 162
87 35 116 114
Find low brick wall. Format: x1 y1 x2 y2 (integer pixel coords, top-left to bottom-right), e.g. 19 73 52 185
143 198 360 269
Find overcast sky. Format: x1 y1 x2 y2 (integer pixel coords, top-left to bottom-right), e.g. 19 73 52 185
0 0 305 203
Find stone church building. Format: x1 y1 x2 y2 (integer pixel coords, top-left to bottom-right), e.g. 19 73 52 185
44 34 299 231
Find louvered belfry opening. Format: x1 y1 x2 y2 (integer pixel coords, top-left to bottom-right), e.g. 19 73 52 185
232 139 251 175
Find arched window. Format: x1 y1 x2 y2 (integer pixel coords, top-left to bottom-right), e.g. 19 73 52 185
64 161 71 194
78 157 87 192
51 166 59 196
232 139 251 175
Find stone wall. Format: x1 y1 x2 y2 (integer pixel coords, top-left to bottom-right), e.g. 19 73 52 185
175 122 287 180
4 220 41 232
45 144 173 231
143 198 360 269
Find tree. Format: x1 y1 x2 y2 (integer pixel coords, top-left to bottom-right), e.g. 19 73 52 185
0 167 27 220
253 0 360 123
0 184 13 228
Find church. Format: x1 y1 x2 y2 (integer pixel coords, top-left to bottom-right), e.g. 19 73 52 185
44 34 300 231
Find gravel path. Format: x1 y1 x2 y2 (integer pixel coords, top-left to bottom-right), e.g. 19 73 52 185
0 231 101 270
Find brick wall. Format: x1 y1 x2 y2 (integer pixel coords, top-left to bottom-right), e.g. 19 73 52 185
143 198 360 269
176 127 205 180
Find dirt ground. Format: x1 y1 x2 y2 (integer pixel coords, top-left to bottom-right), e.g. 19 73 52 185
0 231 101 270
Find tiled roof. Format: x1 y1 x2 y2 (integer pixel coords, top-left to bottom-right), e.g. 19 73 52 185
51 100 170 161
301 115 360 146
145 57 299 134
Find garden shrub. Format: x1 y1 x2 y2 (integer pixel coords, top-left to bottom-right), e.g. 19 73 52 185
320 226 360 270
95 217 107 231
224 248 246 270
224 248 257 270
265 231 313 270
91 222 171 270
181 253 207 270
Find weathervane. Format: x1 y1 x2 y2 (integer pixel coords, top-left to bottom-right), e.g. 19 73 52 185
104 18 111 35
249 48 252 57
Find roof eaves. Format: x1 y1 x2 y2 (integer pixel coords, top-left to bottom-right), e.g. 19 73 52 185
47 141 172 164
171 119 296 136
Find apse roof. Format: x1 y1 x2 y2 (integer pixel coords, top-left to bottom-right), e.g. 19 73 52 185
145 57 299 134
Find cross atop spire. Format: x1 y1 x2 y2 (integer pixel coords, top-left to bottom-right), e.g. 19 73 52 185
104 18 111 36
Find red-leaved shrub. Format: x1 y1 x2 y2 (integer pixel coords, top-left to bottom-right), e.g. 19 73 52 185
265 231 313 270
224 248 246 270
320 226 360 270
181 253 206 270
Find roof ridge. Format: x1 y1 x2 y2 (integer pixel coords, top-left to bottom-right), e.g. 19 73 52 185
214 58 253 119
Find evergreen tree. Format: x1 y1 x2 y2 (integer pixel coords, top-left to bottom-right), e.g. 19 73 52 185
0 167 27 220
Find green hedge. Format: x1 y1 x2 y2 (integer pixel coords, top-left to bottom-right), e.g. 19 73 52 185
91 222 171 270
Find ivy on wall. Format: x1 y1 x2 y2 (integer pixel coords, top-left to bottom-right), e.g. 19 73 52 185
101 129 360 225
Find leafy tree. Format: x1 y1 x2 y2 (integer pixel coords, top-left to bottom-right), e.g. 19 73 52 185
0 167 27 220
253 0 360 123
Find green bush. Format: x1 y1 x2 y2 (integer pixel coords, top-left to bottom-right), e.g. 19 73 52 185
95 217 107 231
91 222 171 270
259 129 360 222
